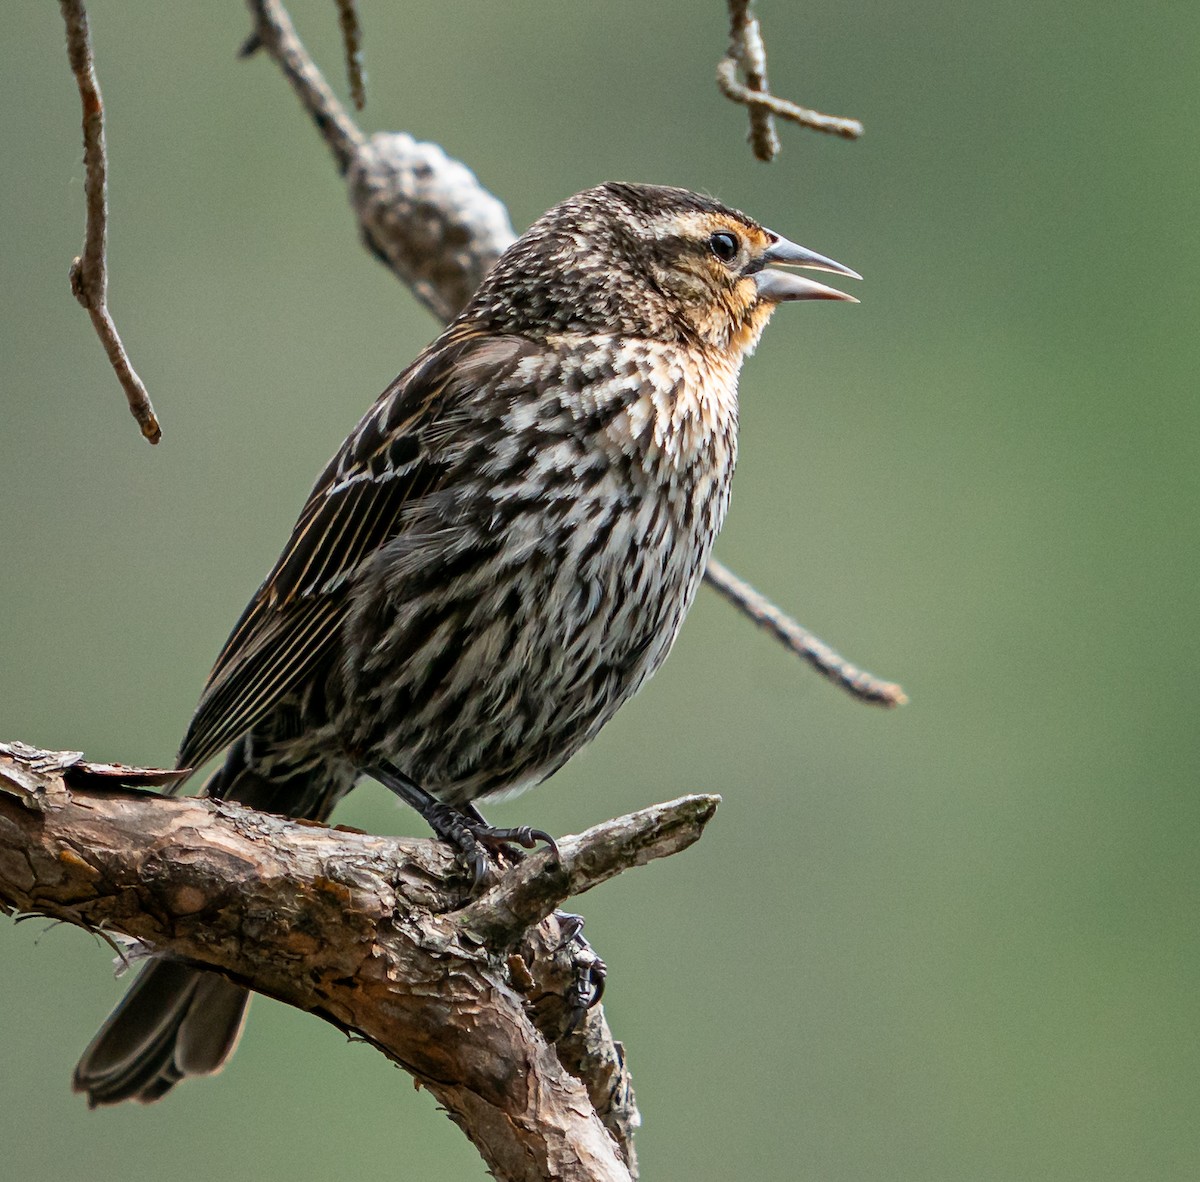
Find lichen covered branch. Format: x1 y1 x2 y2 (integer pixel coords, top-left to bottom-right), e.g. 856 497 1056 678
243 0 513 321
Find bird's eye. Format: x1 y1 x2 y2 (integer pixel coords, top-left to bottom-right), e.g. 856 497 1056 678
708 231 740 264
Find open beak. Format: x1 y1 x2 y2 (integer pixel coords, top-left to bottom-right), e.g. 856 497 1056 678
754 233 861 303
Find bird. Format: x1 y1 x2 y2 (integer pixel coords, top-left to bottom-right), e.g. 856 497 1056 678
72 181 859 1106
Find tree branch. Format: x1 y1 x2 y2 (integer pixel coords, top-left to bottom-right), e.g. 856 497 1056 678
703 561 907 707
1 742 717 1179
243 0 513 323
717 0 864 160
59 0 161 444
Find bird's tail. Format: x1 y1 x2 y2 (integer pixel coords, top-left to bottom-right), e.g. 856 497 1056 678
73 734 344 1106
72 959 250 1107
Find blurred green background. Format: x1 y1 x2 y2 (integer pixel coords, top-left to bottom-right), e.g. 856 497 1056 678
2 2 1198 1179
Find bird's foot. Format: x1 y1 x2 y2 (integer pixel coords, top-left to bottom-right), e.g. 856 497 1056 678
460 803 558 877
368 763 557 890
556 912 606 1032
510 911 608 1038
431 802 557 890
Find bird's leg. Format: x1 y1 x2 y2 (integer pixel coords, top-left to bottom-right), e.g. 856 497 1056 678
369 762 556 889
368 761 491 885
371 765 597 1024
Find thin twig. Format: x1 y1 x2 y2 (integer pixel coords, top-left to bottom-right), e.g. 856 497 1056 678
459 795 721 944
723 0 779 160
244 0 897 702
716 59 864 144
334 0 366 110
241 0 366 174
719 0 863 160
704 559 907 706
59 0 161 443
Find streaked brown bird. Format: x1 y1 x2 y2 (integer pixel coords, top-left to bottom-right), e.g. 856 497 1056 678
73 182 858 1105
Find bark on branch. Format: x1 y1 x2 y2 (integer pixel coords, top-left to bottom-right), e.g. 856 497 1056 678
0 741 717 1181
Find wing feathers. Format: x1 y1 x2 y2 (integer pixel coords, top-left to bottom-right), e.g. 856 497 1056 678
176 326 535 775
179 599 343 771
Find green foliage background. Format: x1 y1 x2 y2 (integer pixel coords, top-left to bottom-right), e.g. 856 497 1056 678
2 3 1197 1178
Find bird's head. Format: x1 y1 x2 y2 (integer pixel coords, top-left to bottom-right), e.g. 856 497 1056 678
469 182 859 355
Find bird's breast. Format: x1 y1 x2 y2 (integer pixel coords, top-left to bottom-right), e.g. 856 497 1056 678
535 333 740 488
337 334 742 801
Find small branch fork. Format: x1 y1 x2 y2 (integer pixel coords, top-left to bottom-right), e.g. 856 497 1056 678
58 1 161 444
718 0 863 161
241 0 901 707
0 742 719 1181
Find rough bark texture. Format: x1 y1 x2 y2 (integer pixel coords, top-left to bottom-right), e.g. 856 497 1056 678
0 741 718 1181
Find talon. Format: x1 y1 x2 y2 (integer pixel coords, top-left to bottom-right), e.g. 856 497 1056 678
556 911 585 944
468 823 558 866
467 846 491 892
587 958 607 1009
530 828 559 859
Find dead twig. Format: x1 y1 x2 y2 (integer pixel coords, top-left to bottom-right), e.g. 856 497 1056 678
240 0 366 173
58 0 161 444
718 0 863 160
704 560 907 707
334 0 366 110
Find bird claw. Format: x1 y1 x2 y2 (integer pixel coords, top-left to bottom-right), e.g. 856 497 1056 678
366 765 560 890
472 824 558 857
555 910 586 943
456 821 559 890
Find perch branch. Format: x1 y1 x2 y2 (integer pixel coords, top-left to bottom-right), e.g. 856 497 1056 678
58 0 161 444
1 742 717 1179
718 0 863 160
240 0 901 704
460 795 720 944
